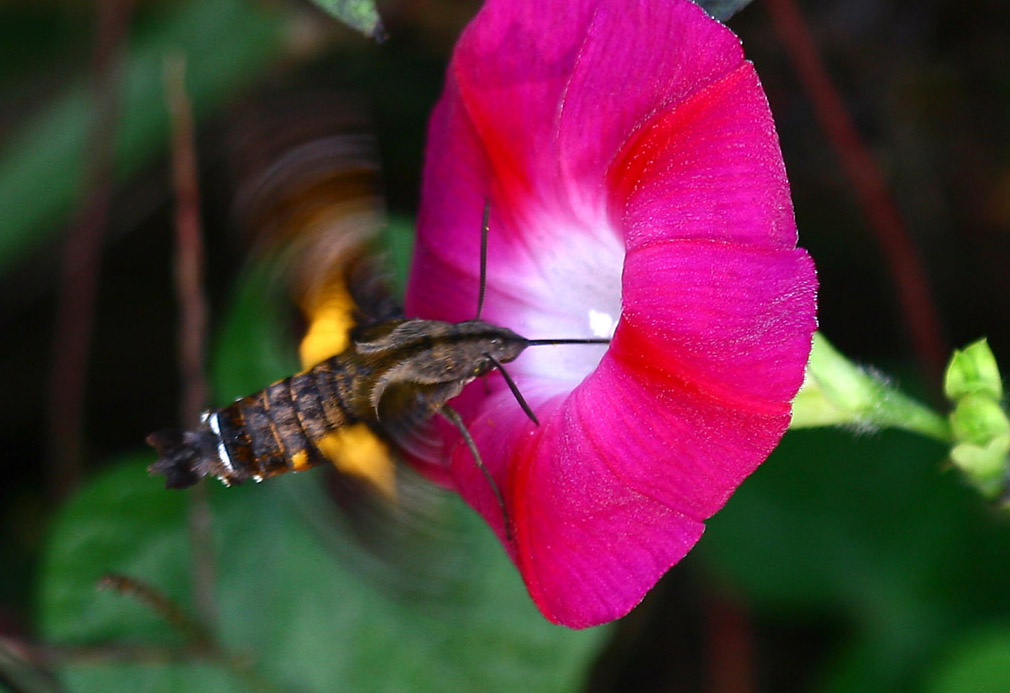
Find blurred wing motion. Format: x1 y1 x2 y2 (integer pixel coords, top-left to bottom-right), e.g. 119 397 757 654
149 93 401 495
296 252 402 496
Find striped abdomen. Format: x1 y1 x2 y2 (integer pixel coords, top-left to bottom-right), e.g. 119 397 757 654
148 353 371 489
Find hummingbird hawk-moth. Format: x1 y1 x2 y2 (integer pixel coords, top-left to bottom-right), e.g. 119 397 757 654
147 120 606 530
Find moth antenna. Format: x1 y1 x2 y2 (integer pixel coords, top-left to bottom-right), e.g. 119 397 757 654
475 200 490 320
485 353 538 426
440 404 512 541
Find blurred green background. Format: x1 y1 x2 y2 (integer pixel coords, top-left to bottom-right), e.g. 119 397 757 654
3 0 1010 690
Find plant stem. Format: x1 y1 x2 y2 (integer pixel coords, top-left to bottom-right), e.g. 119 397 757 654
164 53 219 635
765 0 948 381
791 333 952 444
46 0 134 502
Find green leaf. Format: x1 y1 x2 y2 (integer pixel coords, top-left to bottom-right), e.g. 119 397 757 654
37 456 240 691
309 0 385 40
0 0 286 274
38 455 192 645
38 458 607 691
690 0 756 21
701 427 1010 690
382 214 415 296
210 262 298 406
927 628 1010 693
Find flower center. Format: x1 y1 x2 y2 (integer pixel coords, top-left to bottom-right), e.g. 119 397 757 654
506 219 623 385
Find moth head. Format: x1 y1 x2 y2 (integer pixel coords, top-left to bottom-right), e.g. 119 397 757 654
455 322 529 375
365 320 530 421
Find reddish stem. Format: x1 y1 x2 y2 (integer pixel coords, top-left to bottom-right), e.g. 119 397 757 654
46 0 133 501
164 55 209 429
164 55 218 632
98 573 214 650
765 0 948 381
704 591 755 693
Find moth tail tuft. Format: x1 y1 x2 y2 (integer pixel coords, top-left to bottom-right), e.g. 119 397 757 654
147 429 204 489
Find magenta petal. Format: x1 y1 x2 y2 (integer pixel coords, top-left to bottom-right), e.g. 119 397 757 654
619 240 817 405
441 378 708 630
443 330 806 627
406 83 492 322
438 242 815 627
500 349 794 628
448 0 598 214
558 0 744 219
612 62 798 250
405 0 819 628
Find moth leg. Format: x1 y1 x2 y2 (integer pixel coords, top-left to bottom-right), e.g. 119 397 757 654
484 353 538 425
439 404 512 541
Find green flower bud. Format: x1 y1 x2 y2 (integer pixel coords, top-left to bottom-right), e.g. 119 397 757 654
944 341 1010 499
944 338 1003 401
950 436 1010 498
950 394 1010 446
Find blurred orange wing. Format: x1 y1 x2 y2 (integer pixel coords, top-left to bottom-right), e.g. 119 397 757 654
233 99 400 495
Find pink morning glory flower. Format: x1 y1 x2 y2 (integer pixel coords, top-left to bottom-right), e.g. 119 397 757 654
404 0 818 628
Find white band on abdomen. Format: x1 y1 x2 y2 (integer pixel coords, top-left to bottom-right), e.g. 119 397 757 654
207 412 235 474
